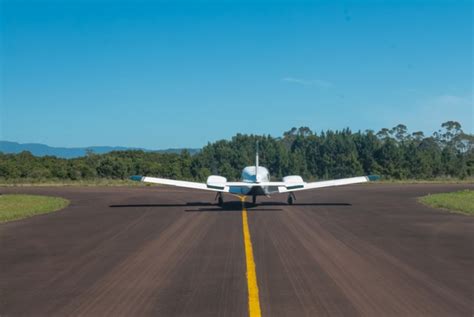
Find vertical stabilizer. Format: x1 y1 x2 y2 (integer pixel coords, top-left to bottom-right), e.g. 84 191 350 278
255 141 259 180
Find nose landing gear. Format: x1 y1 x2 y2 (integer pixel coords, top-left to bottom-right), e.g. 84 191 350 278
252 195 257 205
287 193 296 205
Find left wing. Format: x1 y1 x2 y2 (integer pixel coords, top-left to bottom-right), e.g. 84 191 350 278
131 175 288 193
130 175 230 192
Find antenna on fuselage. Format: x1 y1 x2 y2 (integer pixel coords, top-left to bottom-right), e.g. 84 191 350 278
255 140 259 181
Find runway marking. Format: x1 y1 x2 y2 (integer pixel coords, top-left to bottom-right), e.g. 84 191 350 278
240 196 262 317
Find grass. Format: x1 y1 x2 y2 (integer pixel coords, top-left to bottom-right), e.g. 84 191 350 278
373 177 474 184
419 190 474 215
0 194 70 222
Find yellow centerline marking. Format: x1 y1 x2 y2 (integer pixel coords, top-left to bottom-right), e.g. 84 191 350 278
240 196 262 317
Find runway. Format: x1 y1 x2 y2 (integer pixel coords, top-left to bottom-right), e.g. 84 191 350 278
0 184 473 316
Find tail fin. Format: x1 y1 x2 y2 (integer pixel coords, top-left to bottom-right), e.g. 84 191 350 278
255 141 259 179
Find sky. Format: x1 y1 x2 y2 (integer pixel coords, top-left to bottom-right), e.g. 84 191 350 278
1 0 472 149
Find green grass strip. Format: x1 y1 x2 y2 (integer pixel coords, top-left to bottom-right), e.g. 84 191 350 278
419 190 474 215
0 194 70 223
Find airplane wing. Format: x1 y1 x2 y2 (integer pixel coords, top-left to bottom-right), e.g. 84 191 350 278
130 175 285 193
130 175 229 192
130 175 379 193
277 175 379 193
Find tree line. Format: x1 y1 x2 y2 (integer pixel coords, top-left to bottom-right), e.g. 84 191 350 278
0 121 472 182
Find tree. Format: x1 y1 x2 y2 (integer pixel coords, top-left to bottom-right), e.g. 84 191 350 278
390 124 409 143
1 123 472 182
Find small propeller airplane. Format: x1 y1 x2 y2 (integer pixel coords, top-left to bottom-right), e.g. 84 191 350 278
130 142 379 205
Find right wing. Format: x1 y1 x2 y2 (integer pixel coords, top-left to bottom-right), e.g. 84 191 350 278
277 175 379 193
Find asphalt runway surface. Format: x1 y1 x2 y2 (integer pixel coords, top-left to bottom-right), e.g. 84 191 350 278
0 184 473 316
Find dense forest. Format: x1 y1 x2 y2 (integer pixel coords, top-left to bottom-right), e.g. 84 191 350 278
1 121 473 182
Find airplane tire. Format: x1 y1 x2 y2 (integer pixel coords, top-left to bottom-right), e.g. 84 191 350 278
252 195 256 204
287 195 293 205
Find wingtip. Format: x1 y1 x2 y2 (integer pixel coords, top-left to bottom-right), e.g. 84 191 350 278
130 175 144 182
367 175 380 182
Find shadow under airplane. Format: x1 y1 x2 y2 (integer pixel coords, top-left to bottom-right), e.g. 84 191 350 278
110 201 351 212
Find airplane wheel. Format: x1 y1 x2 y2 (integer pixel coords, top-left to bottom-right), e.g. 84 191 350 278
287 195 293 205
218 194 224 206
252 195 256 204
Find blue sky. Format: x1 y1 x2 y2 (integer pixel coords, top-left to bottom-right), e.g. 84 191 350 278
1 0 472 149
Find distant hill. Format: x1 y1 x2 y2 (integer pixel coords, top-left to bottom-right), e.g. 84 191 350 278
0 141 199 159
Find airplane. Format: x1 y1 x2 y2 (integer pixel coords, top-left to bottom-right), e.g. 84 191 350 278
130 142 379 205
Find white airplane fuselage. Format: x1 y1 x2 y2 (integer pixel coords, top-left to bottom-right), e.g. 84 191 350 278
242 166 270 183
229 166 274 196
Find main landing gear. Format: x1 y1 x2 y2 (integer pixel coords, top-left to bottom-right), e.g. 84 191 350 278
287 193 296 205
216 192 224 206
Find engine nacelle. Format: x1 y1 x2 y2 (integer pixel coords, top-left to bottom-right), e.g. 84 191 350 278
206 175 227 185
282 175 304 184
